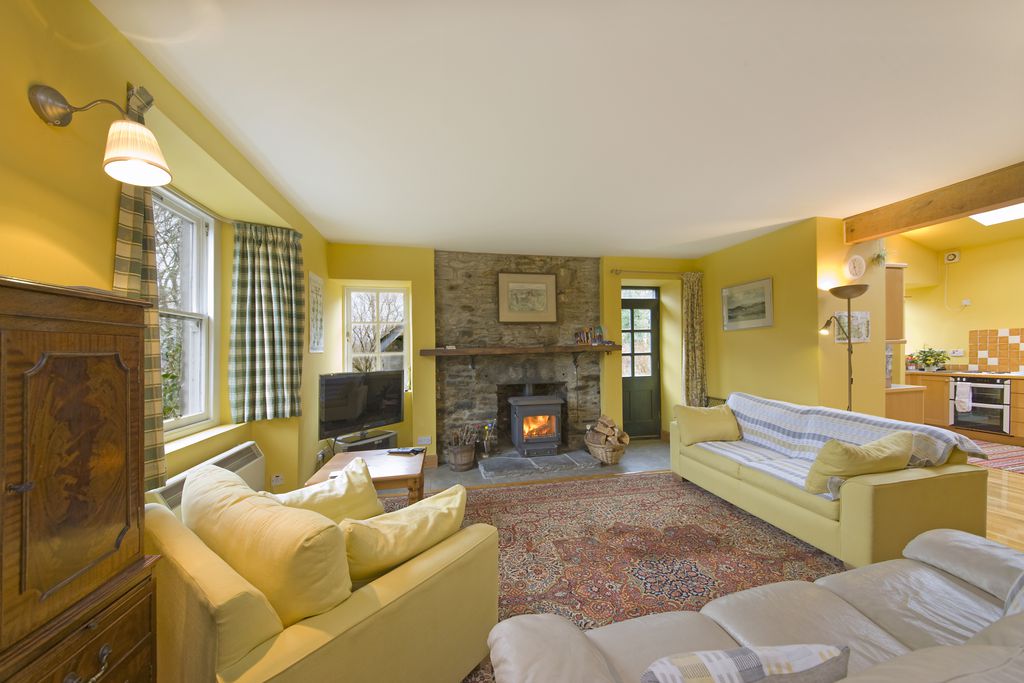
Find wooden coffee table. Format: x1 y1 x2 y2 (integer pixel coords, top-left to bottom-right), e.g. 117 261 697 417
305 448 425 503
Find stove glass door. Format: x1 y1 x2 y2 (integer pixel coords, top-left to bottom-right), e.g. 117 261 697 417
970 384 1008 406
954 404 1009 433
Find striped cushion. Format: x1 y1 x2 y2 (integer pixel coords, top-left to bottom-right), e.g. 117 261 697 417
727 393 982 467
642 644 850 683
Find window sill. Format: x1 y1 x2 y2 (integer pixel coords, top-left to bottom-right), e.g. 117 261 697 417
165 423 247 455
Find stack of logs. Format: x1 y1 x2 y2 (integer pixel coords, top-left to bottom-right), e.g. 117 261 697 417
585 415 630 464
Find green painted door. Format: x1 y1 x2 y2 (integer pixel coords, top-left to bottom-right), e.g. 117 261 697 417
621 289 661 438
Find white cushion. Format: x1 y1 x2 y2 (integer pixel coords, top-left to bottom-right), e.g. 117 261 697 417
815 559 1004 648
841 645 1024 682
181 465 352 626
586 612 738 683
903 529 1024 601
261 457 383 522
700 581 908 674
488 614 618 683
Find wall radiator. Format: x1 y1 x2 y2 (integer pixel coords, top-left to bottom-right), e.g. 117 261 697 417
148 440 266 514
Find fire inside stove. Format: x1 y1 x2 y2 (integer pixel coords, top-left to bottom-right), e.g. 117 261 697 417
522 414 557 440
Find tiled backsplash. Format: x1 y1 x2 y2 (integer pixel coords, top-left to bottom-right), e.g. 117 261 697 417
945 328 1024 373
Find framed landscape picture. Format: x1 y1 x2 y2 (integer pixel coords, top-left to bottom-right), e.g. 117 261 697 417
498 272 557 323
722 277 773 330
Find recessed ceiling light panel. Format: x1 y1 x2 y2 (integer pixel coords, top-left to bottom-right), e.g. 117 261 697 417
970 202 1024 226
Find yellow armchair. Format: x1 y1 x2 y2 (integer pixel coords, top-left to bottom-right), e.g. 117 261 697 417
145 503 499 682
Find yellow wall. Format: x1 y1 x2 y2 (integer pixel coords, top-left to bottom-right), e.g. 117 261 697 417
815 219 886 415
599 257 697 426
903 237 1024 356
326 244 437 455
0 0 336 491
886 234 941 289
699 219 821 405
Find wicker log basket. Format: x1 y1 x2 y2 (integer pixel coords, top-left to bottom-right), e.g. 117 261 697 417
585 415 629 465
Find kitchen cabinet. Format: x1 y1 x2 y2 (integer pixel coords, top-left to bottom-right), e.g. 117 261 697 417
1013 380 1024 437
906 372 950 426
885 385 925 423
885 264 907 343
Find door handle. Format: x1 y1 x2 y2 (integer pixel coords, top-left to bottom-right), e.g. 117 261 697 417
6 481 34 494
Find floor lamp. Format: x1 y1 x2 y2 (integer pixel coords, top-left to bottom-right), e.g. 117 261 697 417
819 284 869 411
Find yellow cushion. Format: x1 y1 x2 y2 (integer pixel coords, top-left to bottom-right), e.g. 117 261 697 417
673 404 742 447
181 465 352 626
261 457 384 522
340 485 467 581
805 432 914 494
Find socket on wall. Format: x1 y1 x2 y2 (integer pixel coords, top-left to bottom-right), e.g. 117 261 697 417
416 435 432 445
950 349 965 357
271 473 284 487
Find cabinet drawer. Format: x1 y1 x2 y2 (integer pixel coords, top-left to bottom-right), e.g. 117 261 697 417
12 581 153 683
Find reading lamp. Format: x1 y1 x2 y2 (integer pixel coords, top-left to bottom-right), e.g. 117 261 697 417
819 284 869 412
28 84 172 187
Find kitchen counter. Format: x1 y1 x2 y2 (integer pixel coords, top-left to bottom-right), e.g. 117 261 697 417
886 384 925 393
906 370 1024 379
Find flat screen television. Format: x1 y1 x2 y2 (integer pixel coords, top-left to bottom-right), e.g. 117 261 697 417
318 370 404 440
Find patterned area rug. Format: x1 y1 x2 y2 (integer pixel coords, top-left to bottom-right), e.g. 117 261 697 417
390 471 846 682
970 439 1024 473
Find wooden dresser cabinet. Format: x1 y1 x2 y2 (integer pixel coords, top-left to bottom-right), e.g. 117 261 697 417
0 278 156 682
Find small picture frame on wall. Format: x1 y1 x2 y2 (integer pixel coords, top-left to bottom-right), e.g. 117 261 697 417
308 272 325 353
498 272 557 323
722 277 773 331
834 311 870 343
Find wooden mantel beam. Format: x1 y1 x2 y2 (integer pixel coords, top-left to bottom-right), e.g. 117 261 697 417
844 161 1024 244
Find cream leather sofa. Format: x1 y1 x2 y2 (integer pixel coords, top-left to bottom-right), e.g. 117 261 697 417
145 501 499 683
488 529 1024 682
670 393 988 567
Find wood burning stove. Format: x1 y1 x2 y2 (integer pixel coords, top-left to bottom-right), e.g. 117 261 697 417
508 395 564 456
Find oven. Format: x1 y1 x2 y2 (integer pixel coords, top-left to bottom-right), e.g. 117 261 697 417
949 376 1011 435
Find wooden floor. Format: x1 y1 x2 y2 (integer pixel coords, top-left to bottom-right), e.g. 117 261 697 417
987 469 1024 550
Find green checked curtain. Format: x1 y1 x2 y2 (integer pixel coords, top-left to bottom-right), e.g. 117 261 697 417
230 223 305 422
112 105 167 489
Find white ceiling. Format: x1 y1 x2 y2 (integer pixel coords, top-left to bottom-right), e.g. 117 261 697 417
92 0 1024 257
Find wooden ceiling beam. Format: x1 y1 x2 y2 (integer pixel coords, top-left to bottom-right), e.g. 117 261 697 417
844 161 1024 244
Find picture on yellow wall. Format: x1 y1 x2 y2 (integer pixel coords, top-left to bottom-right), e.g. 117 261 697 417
722 277 773 330
833 311 870 343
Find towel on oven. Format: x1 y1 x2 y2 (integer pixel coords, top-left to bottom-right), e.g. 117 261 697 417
954 382 972 413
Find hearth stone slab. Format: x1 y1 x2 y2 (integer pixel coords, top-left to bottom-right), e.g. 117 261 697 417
478 450 602 481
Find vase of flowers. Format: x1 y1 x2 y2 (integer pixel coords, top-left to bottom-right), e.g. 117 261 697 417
914 347 950 372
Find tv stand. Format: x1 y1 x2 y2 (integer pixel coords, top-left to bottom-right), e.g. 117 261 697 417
333 429 398 453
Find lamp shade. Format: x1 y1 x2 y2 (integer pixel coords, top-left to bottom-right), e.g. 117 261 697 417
102 119 172 187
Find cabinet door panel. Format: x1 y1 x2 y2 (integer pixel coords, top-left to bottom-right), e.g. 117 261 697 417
2 331 143 648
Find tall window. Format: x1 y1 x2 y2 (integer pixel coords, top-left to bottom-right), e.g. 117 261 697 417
344 287 410 389
154 190 216 434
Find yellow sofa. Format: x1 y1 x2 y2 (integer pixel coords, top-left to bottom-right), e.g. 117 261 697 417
669 394 988 567
145 502 499 682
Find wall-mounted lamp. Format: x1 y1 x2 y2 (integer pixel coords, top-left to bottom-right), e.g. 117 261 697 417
820 284 869 412
28 84 172 187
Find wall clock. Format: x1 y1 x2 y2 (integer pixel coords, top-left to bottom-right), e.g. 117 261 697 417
844 254 866 280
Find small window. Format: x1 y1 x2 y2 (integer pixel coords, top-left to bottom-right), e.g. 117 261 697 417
621 288 658 299
154 190 216 434
344 287 411 389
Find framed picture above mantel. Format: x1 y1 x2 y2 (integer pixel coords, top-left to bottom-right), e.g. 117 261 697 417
722 277 774 331
498 272 557 323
